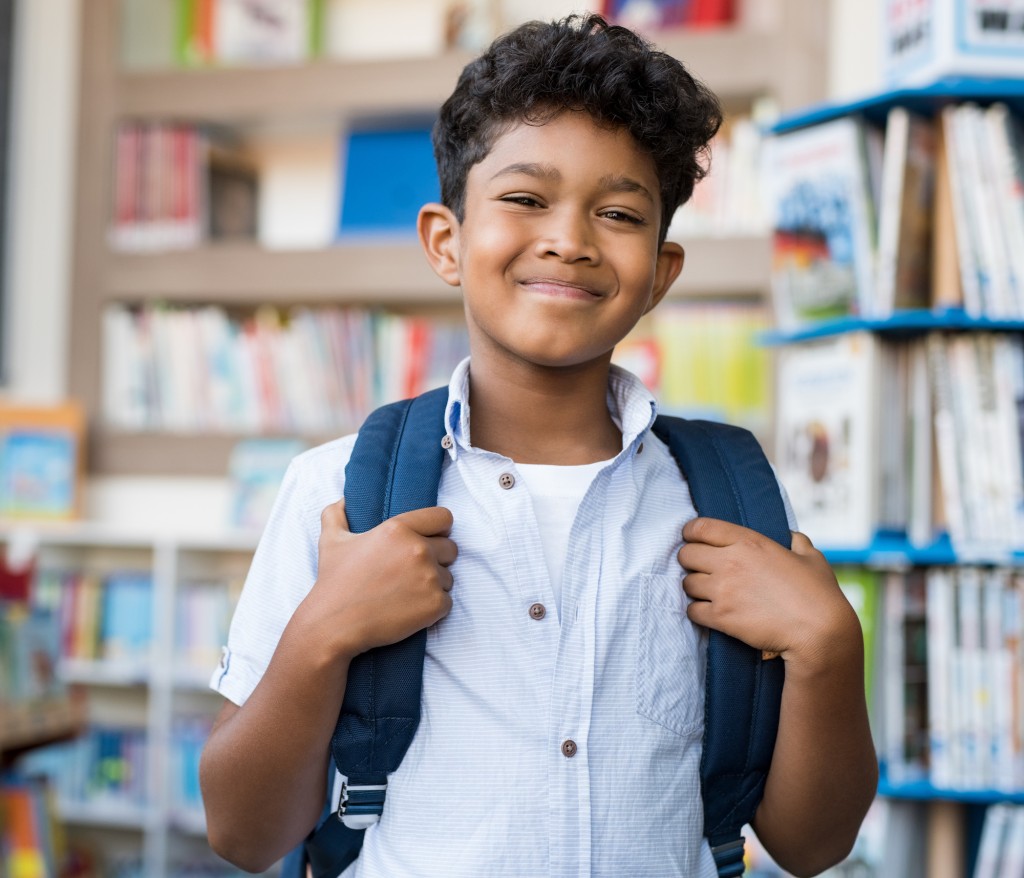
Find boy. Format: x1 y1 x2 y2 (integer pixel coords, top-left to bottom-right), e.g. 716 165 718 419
200 14 877 877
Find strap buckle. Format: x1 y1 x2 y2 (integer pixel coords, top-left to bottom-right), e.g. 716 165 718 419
336 781 388 830
709 837 746 878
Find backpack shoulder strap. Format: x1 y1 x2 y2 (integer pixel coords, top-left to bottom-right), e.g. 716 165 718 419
651 415 791 878
295 386 449 878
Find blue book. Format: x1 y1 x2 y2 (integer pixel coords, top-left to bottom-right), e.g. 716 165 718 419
337 125 440 236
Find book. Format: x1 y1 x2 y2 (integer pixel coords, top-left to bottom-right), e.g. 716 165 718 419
883 0 1024 87
764 116 878 329
0 403 85 521
773 332 880 548
874 106 936 315
337 125 440 236
834 567 882 731
228 437 308 530
930 117 964 312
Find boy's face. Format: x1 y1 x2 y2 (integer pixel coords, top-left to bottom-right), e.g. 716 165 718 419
419 111 683 372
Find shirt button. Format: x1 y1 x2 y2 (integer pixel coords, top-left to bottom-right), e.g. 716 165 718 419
441 435 453 449
561 739 578 758
637 441 644 454
498 472 515 490
529 602 546 620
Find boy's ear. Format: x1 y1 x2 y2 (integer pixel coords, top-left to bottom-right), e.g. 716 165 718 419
645 241 684 313
418 202 462 288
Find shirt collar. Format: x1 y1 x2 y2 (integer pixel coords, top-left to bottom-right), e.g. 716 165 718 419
442 357 658 461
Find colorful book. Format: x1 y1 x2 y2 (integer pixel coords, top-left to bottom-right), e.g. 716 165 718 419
764 116 878 329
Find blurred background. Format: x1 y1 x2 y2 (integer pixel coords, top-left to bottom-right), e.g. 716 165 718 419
4 1 1024 877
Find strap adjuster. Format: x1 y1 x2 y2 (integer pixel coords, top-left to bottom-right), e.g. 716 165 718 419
709 837 746 878
336 781 388 830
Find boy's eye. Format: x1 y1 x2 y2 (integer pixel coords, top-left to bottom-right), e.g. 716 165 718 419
500 194 543 207
601 209 646 226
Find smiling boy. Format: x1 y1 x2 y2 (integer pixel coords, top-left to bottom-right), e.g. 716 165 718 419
200 15 877 878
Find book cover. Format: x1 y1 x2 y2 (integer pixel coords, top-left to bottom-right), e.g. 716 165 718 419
337 125 440 236
228 437 308 530
0 403 85 521
764 116 877 329
835 567 882 728
774 332 879 548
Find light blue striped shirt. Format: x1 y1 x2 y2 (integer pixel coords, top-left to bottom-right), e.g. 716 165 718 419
213 358 795 877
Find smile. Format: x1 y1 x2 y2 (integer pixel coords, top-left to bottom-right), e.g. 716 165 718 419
519 279 602 300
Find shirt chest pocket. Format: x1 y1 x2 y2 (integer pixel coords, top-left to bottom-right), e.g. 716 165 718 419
636 573 705 739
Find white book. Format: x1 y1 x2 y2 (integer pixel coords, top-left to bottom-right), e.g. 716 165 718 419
960 104 1016 317
907 338 934 547
986 570 1016 791
214 0 311 65
102 304 148 431
958 567 985 788
774 332 879 548
973 802 1012 878
986 103 1024 317
927 333 968 549
883 571 909 783
926 568 955 789
1001 805 1024 877
1008 575 1024 791
992 335 1024 547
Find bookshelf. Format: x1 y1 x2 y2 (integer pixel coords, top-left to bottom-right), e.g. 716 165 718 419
0 522 261 878
67 0 829 478
765 77 1024 878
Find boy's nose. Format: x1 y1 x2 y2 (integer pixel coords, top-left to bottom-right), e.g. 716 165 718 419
533 211 600 264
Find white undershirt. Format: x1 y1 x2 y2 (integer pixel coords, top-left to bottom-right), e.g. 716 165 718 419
514 458 614 617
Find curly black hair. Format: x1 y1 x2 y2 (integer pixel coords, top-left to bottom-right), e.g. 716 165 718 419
433 14 723 243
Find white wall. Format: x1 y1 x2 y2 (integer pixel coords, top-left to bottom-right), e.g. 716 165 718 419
4 0 79 402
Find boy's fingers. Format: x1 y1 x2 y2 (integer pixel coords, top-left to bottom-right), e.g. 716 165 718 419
677 542 717 574
393 505 454 537
681 516 744 547
682 571 713 601
439 567 454 592
429 535 458 566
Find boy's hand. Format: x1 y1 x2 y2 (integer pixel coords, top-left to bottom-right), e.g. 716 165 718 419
678 517 858 672
300 499 458 660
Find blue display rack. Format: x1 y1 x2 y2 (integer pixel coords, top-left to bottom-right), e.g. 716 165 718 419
821 531 1024 567
762 308 1024 345
878 766 1024 806
772 75 1024 134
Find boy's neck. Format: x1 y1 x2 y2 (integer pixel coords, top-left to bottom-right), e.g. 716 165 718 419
466 356 622 465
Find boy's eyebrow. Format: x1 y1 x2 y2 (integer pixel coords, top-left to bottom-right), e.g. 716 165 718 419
491 165 655 203
598 174 655 203
490 162 561 182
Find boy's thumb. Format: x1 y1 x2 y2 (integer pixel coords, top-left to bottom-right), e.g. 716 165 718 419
323 497 352 534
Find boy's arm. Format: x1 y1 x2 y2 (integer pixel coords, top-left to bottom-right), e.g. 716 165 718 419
678 518 878 878
200 500 457 873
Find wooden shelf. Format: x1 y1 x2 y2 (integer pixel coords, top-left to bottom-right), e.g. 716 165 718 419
0 696 85 760
101 235 769 304
112 26 820 125
103 241 457 304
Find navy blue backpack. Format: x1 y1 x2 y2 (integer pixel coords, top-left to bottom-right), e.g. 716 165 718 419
282 386 790 878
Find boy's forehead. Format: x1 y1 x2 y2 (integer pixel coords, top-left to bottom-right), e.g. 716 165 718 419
471 112 658 185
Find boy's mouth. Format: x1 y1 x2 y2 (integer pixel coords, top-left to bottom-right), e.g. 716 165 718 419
519 278 603 300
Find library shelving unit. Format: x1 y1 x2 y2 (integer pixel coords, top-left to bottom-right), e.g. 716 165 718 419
68 0 830 478
765 78 1024 878
0 522 261 878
